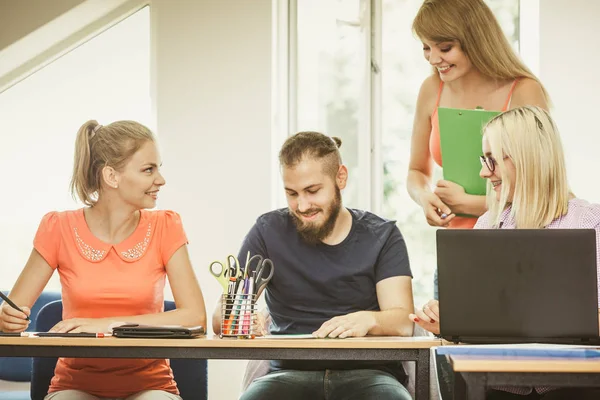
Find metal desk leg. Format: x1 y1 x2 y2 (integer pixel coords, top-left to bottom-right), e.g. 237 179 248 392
454 370 467 400
463 372 487 400
415 349 430 400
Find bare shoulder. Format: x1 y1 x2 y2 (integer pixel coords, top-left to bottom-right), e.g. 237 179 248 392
514 77 544 94
416 74 441 116
510 78 549 110
419 74 441 100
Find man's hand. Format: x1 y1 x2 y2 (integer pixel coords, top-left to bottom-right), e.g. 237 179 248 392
254 311 269 336
312 311 376 339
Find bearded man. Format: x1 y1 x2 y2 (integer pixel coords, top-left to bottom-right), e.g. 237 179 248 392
216 131 415 400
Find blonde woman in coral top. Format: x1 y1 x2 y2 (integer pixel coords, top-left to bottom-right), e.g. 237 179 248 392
0 120 206 400
407 0 550 229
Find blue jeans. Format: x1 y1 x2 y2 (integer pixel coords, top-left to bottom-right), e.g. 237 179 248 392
240 369 411 400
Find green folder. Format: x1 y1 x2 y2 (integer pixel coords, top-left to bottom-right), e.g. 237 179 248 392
438 107 500 198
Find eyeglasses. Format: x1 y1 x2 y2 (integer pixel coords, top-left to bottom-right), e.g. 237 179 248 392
480 155 508 173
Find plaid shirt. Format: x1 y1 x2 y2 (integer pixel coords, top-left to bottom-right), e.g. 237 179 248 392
474 198 600 395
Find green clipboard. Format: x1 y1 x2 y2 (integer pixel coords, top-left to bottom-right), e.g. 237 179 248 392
438 107 500 198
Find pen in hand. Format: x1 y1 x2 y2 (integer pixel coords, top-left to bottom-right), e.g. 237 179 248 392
0 292 29 321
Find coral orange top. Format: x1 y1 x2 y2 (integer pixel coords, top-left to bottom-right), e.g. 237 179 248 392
429 79 519 228
33 209 187 398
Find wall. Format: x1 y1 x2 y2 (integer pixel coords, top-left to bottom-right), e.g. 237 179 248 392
539 0 600 202
0 0 86 51
0 0 146 92
150 1 273 398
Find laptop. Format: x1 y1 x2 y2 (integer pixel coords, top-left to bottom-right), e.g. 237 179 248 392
437 229 600 345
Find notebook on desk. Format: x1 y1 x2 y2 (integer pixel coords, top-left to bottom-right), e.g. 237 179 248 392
112 324 205 339
437 229 600 345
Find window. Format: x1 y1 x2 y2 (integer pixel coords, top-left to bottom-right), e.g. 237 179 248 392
0 7 150 289
293 0 371 209
288 0 520 306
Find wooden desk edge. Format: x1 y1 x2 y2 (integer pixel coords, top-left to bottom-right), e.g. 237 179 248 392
0 336 441 348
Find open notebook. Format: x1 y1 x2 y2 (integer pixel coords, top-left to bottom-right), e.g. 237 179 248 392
256 334 316 339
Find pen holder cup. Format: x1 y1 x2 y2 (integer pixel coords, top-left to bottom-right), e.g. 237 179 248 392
220 293 258 339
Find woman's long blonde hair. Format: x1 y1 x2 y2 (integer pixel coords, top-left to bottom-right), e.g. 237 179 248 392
412 0 549 102
483 106 570 228
70 120 156 206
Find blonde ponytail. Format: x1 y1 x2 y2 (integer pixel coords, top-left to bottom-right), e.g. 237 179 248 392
70 120 100 206
69 119 155 206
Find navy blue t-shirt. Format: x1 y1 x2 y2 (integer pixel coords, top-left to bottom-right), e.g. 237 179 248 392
238 208 412 382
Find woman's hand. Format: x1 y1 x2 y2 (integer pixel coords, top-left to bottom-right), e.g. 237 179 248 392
434 180 468 215
49 318 115 333
409 300 440 335
0 303 30 332
418 191 455 227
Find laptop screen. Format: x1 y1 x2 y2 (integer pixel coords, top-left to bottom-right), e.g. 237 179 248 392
437 229 599 344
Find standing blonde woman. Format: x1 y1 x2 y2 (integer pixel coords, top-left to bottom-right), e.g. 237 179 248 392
0 120 206 400
407 0 550 230
412 106 600 399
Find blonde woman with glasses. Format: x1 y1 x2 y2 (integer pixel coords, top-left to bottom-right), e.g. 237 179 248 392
412 106 600 400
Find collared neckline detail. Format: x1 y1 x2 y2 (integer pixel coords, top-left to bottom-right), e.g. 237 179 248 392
71 209 157 263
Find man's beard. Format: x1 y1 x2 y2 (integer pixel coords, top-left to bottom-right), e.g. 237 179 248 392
291 187 342 245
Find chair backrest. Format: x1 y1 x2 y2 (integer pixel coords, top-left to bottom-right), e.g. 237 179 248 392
0 291 61 382
31 300 207 400
164 301 208 400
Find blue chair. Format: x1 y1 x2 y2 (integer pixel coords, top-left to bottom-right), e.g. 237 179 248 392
31 300 208 400
0 291 61 400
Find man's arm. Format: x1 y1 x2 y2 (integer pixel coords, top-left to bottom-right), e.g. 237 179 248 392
369 276 414 336
369 224 414 336
313 224 414 338
312 276 414 338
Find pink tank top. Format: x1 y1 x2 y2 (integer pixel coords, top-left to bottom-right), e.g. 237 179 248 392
429 79 519 229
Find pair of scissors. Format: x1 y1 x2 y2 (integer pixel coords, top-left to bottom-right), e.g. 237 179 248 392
209 255 242 293
245 254 274 298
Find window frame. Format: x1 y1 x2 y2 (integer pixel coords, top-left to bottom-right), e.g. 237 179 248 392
274 0 535 213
